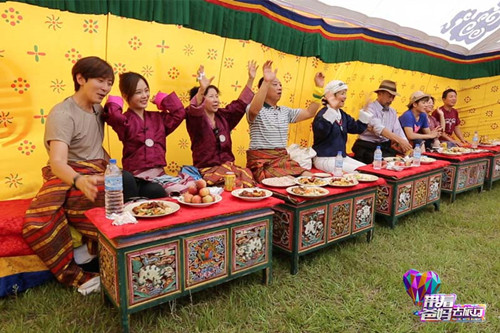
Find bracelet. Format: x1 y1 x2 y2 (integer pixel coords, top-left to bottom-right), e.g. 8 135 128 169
312 86 324 103
72 174 82 189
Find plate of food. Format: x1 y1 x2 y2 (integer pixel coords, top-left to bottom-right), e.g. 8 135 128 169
261 176 296 188
286 186 330 198
441 149 462 155
420 156 436 164
231 188 272 201
349 173 379 182
295 176 329 187
176 194 222 207
383 156 403 162
125 200 180 218
328 177 359 187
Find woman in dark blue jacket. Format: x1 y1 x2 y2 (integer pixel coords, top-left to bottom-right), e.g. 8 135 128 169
312 80 371 173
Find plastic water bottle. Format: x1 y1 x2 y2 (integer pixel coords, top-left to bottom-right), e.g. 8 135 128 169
412 144 421 167
373 146 382 170
333 151 343 177
472 131 479 149
105 159 124 218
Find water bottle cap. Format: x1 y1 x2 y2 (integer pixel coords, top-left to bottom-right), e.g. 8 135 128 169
338 151 342 155
109 159 117 164
416 144 420 148
376 146 380 149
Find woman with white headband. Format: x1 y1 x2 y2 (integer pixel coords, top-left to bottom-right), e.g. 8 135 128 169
312 80 372 173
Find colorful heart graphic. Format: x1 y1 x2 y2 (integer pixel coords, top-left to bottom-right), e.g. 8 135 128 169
403 269 441 306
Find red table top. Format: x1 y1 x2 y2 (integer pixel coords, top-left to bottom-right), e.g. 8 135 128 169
424 151 493 162
260 177 386 204
478 144 500 153
356 160 450 180
85 191 284 239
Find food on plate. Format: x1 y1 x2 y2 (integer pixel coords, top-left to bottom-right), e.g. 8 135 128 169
450 147 470 153
182 180 215 203
329 177 358 186
132 201 172 217
383 156 411 166
404 149 413 157
288 186 328 197
479 136 493 145
420 156 436 163
239 189 267 197
296 176 328 186
441 147 471 155
394 160 412 167
351 173 378 182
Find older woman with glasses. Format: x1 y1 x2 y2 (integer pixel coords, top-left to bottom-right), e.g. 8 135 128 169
186 62 257 187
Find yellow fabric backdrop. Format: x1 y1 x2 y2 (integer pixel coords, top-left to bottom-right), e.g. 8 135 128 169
1 2 499 200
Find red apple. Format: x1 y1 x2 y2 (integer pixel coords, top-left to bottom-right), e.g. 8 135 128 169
195 179 207 189
198 188 210 197
183 193 193 203
202 195 214 203
188 185 198 195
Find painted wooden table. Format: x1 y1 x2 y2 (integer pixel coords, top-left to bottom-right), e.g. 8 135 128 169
261 179 385 275
424 151 492 202
85 193 283 333
357 160 450 228
478 145 500 190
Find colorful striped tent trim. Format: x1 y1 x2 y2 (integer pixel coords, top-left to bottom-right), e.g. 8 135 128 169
3 0 499 77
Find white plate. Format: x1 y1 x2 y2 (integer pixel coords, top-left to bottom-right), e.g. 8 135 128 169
352 173 379 182
295 176 329 187
261 177 296 188
125 200 180 218
441 151 462 155
231 188 272 201
328 177 359 187
313 172 332 178
176 194 222 207
383 156 402 162
420 157 436 164
286 186 330 198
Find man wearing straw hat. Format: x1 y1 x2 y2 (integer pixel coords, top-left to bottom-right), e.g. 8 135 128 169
352 80 412 164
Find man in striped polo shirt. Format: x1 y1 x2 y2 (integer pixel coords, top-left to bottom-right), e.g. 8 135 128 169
246 60 324 182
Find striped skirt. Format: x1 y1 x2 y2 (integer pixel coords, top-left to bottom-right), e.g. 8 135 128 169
246 148 306 183
200 161 255 188
23 159 107 287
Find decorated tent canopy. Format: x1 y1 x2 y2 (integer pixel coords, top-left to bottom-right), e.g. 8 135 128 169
1 0 499 199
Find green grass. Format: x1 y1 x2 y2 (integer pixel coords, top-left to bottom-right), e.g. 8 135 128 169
1 186 499 333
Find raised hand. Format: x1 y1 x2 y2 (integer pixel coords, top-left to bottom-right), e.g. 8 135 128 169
324 91 338 108
247 60 258 80
262 60 277 83
314 72 325 88
196 65 214 91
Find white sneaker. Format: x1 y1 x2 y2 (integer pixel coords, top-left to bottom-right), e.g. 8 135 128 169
77 276 101 296
74 244 97 265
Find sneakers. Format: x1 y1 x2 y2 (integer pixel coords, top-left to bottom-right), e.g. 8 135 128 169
74 244 97 265
77 276 101 296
